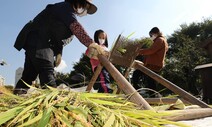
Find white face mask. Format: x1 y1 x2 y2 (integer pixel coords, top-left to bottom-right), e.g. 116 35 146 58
151 35 157 41
77 8 87 17
77 7 84 13
99 39 105 45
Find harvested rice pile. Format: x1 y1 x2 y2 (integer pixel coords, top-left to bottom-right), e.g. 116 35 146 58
0 86 189 127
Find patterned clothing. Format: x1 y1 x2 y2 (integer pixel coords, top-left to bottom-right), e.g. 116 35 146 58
70 21 93 47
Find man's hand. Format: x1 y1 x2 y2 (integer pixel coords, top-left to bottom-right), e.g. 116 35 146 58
87 43 109 59
55 54 62 67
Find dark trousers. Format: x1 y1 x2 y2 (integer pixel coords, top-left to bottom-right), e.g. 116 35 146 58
132 70 157 94
15 51 56 90
93 67 111 93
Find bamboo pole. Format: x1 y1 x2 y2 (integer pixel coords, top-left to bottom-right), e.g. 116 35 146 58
116 61 136 94
145 98 190 105
86 65 103 92
98 55 154 110
162 108 212 121
133 60 210 108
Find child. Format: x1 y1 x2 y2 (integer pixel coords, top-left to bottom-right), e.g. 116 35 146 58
86 29 112 93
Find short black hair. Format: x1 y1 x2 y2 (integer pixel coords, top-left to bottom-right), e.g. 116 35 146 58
149 27 160 36
94 29 108 47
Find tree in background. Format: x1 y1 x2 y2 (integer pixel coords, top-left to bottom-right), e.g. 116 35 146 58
162 18 212 96
69 53 93 81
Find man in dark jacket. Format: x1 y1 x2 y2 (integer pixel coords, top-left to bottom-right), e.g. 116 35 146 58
14 0 107 94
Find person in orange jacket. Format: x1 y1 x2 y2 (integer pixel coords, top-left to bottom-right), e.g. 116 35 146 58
134 27 168 97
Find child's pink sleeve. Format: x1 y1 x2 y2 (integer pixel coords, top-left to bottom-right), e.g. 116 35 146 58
90 59 100 72
85 48 100 72
85 48 89 55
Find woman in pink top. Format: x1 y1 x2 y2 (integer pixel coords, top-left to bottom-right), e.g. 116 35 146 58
87 29 112 93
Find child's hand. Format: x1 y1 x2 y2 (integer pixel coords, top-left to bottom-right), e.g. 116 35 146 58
88 43 109 59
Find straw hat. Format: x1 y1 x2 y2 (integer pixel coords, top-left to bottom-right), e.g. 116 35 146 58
86 0 97 14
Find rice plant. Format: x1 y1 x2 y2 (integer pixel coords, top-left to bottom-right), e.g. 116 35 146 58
0 86 190 127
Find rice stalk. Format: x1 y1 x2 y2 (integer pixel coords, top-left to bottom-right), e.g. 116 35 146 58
0 106 24 125
0 86 191 127
37 107 52 127
102 112 115 127
18 111 43 127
